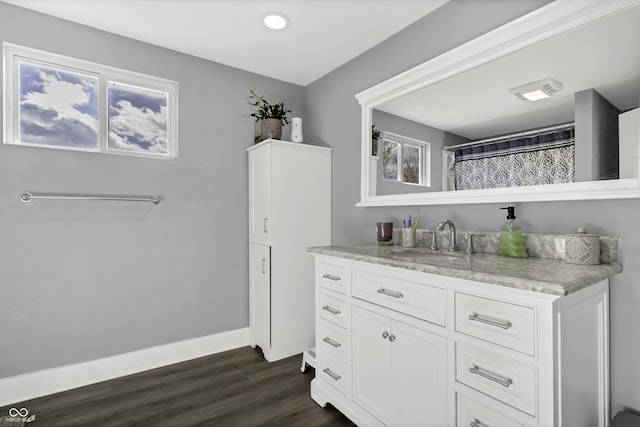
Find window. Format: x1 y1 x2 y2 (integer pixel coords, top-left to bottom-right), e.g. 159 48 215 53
3 43 177 159
382 132 430 186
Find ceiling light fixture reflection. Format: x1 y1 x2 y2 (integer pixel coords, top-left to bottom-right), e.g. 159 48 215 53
263 12 289 30
510 77 563 101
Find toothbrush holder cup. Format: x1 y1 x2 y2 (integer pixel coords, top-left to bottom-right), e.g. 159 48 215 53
401 228 417 247
376 222 394 246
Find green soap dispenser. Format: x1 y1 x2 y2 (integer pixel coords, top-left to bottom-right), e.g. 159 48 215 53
497 206 527 258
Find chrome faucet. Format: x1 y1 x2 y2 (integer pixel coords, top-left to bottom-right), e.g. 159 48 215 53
436 219 458 252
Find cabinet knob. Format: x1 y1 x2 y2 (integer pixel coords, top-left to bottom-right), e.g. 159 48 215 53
388 333 396 342
382 331 389 339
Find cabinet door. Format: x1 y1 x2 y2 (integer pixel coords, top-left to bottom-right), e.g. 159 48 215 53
249 243 270 353
393 320 447 427
352 306 393 425
248 145 271 245
352 305 448 427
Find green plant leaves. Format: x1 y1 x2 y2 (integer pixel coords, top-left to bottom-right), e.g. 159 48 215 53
247 90 291 125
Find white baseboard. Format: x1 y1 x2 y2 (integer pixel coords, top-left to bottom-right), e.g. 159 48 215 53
0 327 249 407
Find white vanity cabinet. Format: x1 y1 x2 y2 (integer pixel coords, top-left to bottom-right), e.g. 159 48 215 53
352 306 447 426
351 268 448 426
248 140 331 362
310 253 611 427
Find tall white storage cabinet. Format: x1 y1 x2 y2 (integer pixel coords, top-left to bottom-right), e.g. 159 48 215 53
248 139 332 362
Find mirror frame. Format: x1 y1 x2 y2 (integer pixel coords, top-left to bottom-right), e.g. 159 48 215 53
356 0 640 207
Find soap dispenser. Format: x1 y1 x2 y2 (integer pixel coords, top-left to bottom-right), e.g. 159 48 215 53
497 206 527 258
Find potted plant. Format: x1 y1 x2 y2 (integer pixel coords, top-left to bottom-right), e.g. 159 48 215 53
371 124 381 156
248 90 292 143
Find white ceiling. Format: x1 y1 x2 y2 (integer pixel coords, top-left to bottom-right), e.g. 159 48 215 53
0 0 449 86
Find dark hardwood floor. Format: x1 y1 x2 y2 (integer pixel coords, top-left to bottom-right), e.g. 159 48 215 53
0 346 355 426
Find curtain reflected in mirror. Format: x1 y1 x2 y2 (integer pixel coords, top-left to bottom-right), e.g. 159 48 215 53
447 124 575 191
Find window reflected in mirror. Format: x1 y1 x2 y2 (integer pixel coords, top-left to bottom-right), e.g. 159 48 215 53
381 132 429 186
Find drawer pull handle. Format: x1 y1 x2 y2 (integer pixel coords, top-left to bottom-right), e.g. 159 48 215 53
323 367 341 381
322 337 342 348
469 419 486 427
322 305 341 315
469 364 513 388
468 313 512 330
377 287 403 299
322 273 342 282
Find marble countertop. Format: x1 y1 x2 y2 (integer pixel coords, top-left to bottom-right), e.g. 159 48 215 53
309 245 623 296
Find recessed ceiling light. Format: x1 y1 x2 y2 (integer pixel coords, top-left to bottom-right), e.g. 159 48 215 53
263 12 289 30
510 78 563 101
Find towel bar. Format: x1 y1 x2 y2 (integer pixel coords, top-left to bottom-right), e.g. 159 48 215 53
19 192 160 205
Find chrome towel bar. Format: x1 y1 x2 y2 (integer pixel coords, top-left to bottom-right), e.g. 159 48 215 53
19 192 160 205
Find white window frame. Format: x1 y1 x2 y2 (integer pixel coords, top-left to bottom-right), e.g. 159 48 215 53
3 43 178 159
381 131 431 187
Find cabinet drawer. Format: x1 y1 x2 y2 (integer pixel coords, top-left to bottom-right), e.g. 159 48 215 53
456 392 529 427
352 270 446 326
318 356 348 397
318 319 348 363
455 292 535 356
319 292 347 328
456 343 536 416
318 261 349 294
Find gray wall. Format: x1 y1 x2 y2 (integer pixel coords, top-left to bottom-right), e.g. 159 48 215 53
305 0 639 415
0 2 302 378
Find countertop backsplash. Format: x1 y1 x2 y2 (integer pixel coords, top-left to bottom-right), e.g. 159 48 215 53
392 228 620 265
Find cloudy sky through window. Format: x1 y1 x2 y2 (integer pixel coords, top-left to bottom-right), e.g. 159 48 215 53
108 82 168 155
19 61 99 149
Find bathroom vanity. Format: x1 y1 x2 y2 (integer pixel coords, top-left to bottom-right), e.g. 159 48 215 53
309 245 621 427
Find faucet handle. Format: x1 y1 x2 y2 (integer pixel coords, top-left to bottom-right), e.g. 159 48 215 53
466 233 486 254
423 230 438 250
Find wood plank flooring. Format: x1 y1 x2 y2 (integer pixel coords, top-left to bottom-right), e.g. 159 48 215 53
0 346 355 426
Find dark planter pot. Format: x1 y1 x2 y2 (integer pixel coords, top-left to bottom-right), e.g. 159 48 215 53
372 138 379 156
261 118 283 141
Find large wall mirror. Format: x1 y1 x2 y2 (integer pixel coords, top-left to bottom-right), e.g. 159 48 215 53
356 0 640 206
